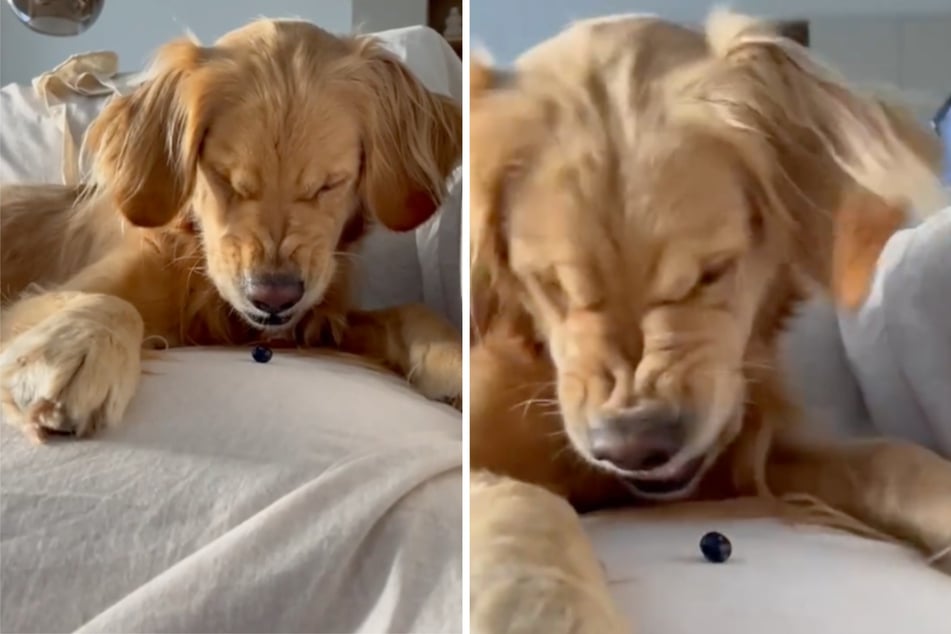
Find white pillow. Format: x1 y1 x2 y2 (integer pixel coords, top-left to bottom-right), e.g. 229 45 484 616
780 297 873 439
838 207 951 457
416 170 462 330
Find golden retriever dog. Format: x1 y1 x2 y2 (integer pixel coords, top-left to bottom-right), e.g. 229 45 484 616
0 19 462 442
469 9 951 631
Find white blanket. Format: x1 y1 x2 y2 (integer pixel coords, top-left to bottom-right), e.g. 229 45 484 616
586 508 951 634
1 351 462 633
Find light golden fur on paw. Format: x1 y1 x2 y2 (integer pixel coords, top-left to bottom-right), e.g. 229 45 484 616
403 315 463 408
0 293 143 441
341 304 463 409
470 473 629 634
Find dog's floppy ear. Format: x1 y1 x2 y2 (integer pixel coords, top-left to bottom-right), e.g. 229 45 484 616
828 102 942 308
347 39 462 232
470 58 510 339
831 192 907 309
469 57 538 342
701 9 945 308
84 38 210 228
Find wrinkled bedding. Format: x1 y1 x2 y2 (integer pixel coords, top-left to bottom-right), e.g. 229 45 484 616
1 351 462 633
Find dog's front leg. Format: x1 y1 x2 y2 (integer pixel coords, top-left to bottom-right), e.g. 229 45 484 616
0 245 169 441
0 291 144 441
339 304 462 407
767 438 951 572
471 472 629 634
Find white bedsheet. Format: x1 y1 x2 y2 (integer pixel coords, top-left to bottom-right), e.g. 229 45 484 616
1 350 462 633
585 508 951 634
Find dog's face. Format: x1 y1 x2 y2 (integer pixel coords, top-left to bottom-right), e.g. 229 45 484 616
499 128 773 498
471 12 941 499
190 77 364 330
86 20 461 333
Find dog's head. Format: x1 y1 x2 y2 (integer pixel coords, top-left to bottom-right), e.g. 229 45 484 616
471 11 942 499
85 19 461 333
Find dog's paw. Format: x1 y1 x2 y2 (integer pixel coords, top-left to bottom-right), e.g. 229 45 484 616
0 297 143 441
409 338 462 409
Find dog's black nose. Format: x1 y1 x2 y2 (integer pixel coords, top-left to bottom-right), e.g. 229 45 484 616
246 274 304 315
588 404 686 473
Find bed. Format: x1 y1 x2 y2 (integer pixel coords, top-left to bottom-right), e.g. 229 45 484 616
0 24 463 634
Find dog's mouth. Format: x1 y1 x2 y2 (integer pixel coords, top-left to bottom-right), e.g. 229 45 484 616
244 311 295 329
621 455 707 500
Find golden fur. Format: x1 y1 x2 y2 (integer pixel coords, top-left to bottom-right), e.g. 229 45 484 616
0 19 462 440
470 10 951 631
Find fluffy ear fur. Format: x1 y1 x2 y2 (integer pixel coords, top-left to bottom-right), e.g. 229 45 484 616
347 39 462 231
831 192 907 309
83 39 210 228
700 9 945 308
469 59 538 343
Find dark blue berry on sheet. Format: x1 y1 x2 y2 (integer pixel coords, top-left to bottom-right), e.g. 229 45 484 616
252 345 273 363
700 531 732 563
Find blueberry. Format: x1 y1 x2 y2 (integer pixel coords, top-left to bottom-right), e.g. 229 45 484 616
700 531 732 563
252 345 273 363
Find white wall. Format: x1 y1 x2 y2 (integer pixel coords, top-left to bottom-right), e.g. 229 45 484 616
811 15 951 121
471 0 951 63
0 0 353 85
471 0 951 122
353 0 427 33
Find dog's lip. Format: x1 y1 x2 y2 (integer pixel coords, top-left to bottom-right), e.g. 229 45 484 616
628 453 704 481
244 311 294 328
622 455 705 496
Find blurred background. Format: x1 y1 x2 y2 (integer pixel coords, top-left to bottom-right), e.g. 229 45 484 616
471 0 951 126
0 0 463 85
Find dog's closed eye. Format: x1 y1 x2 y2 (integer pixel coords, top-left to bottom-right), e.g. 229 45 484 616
299 175 348 203
648 256 740 309
696 258 735 288
208 168 257 201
